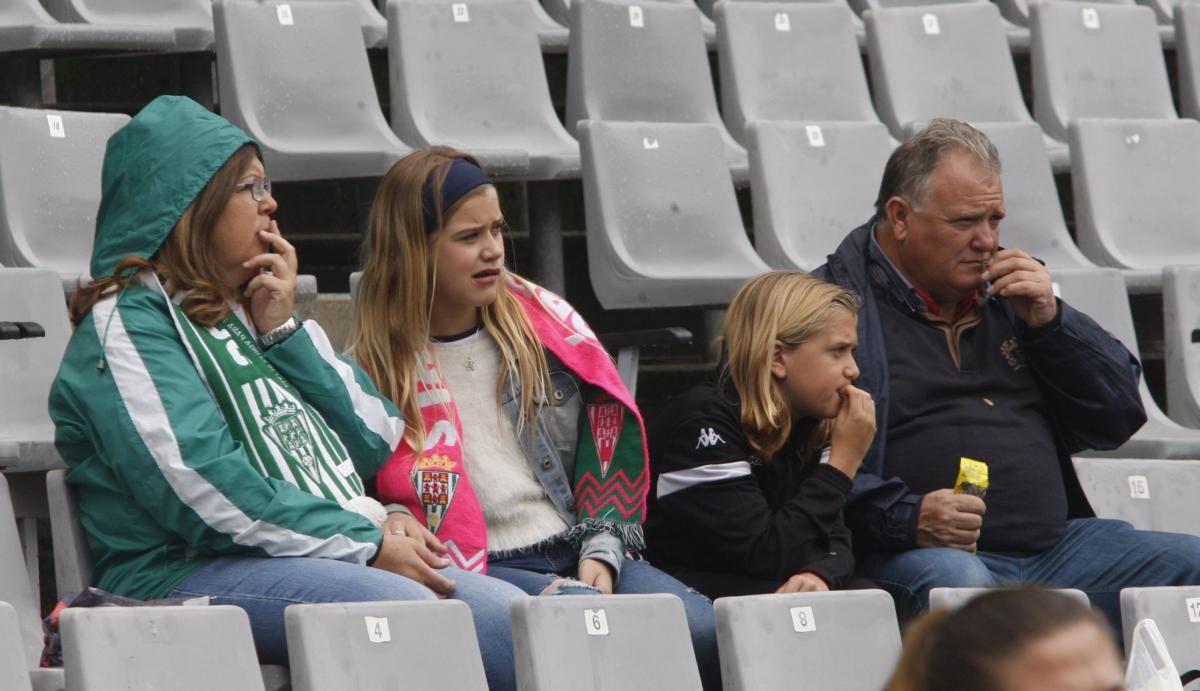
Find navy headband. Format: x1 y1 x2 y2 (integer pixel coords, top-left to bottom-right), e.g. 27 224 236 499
422 158 494 232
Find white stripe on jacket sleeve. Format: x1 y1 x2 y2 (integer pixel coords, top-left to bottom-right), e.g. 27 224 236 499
656 461 754 499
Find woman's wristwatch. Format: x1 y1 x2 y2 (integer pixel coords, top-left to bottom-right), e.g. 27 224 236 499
259 316 301 349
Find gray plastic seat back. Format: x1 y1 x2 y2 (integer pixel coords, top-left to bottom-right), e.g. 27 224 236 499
1178 3 1200 119
0 107 128 287
512 594 703 691
46 469 93 599
40 0 214 51
995 0 1132 26
1165 266 1200 428
714 590 899 691
867 3 1030 136
1073 458 1200 534
61 605 265 691
0 0 177 53
1120 586 1200 672
929 586 1090 610
747 120 891 270
0 269 71 471
387 0 578 179
0 602 32 691
717 2 876 144
1031 2 1175 142
286 600 487 691
0 474 44 669
566 0 746 167
578 120 769 309
1069 119 1200 271
973 121 1093 270
214 0 410 181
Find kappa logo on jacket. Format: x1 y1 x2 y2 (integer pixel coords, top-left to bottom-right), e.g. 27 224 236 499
696 427 726 449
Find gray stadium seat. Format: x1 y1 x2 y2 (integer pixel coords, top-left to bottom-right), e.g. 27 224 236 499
335 0 389 48
866 3 1067 169
578 120 769 309
0 107 128 291
546 0 717 44
1120 586 1200 673
44 469 290 691
1073 458 1200 535
61 605 265 691
0 0 175 54
38 0 215 51
566 0 747 178
1068 119 1200 291
0 269 70 473
716 2 878 146
747 120 891 270
1164 266 1200 428
854 0 1029 47
213 0 412 182
929 587 1090 610
973 121 1096 271
1052 268 1200 459
714 590 901 691
0 602 32 691
1031 2 1176 143
711 0 864 40
1176 2 1200 120
511 594 703 691
387 0 579 179
286 600 488 690
995 0 1133 27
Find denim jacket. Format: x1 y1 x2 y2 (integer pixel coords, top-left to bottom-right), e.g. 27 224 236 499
498 352 628 577
815 220 1147 554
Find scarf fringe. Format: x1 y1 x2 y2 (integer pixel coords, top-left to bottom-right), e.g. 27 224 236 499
566 518 646 551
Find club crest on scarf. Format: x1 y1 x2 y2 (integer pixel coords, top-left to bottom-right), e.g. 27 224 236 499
262 401 319 478
587 396 624 478
412 454 460 534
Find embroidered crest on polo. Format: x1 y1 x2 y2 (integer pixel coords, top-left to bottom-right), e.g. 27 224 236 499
696 427 726 449
1000 336 1027 372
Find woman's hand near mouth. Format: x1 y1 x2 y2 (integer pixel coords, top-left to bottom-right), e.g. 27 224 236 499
243 220 298 333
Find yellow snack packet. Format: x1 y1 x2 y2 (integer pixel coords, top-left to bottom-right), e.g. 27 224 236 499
954 457 989 499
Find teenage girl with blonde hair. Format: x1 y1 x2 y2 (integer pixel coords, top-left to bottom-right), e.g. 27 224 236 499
353 147 720 689
645 270 876 597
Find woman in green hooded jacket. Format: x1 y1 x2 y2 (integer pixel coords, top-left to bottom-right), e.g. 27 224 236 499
47 96 523 688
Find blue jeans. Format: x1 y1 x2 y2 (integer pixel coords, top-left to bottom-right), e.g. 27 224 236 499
169 555 524 691
859 518 1200 631
488 537 721 691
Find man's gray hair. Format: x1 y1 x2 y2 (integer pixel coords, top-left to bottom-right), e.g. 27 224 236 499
873 118 1001 214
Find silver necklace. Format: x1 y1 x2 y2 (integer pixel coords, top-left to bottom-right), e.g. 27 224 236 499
432 324 483 373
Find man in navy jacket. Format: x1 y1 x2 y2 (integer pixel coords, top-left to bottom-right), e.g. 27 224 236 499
816 118 1200 625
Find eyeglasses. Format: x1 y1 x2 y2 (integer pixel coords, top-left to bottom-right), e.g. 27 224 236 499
234 176 272 202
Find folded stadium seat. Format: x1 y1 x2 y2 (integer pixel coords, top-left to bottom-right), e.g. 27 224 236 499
1068 119 1200 292
0 269 71 473
747 121 893 270
1031 2 1177 144
285 601 488 691
0 602 33 691
0 473 66 691
1052 268 1200 458
577 121 770 310
853 0 1030 49
44 469 292 691
997 0 1173 44
866 3 1068 171
61 606 266 690
1165 266 1200 427
714 590 901 691
512 594 703 690
716 1 877 147
1177 2 1200 119
1120 586 1200 673
929 587 1090 610
0 107 127 291
37 0 215 52
566 0 747 180
972 121 1096 271
1072 458 1200 535
0 0 175 54
213 0 412 182
387 0 580 180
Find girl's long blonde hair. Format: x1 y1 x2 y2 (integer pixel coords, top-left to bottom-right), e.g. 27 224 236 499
69 145 259 327
352 147 550 451
721 271 860 460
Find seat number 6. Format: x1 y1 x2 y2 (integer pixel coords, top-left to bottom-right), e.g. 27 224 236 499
585 608 610 636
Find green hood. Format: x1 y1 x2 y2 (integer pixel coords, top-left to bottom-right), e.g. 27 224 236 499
90 95 259 279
